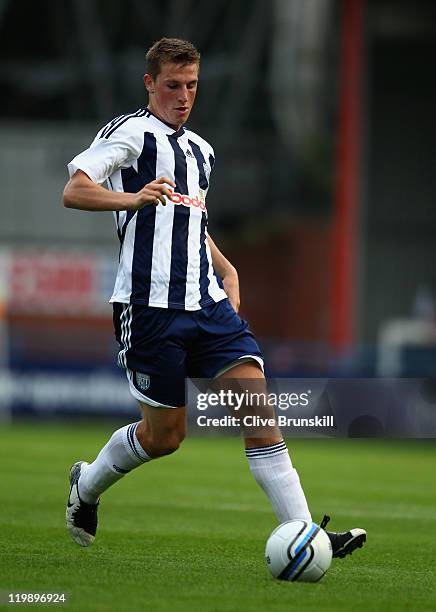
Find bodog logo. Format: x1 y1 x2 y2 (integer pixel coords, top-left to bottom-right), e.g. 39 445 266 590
170 191 207 212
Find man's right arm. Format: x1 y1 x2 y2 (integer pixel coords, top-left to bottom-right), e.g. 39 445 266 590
63 170 175 212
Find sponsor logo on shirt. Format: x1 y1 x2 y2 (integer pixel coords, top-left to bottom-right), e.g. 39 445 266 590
170 191 207 211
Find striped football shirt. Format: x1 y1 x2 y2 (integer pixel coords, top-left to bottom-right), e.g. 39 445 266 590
68 108 227 310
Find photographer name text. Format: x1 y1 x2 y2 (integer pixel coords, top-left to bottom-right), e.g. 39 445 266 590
196 415 334 428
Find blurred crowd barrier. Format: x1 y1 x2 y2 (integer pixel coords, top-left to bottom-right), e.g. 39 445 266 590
1 248 436 422
0 249 133 419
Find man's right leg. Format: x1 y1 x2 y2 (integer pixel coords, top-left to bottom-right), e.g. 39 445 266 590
66 402 186 547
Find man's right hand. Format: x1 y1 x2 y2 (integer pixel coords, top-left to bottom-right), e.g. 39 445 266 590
63 170 177 213
129 176 176 211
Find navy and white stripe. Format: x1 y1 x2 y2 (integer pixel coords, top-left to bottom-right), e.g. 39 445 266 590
117 304 132 368
167 133 189 307
68 110 227 311
100 108 148 139
125 422 150 463
245 440 288 459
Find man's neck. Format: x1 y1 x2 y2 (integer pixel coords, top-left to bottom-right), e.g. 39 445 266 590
147 106 182 131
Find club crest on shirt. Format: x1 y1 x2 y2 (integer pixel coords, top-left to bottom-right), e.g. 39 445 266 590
203 162 211 182
135 372 150 391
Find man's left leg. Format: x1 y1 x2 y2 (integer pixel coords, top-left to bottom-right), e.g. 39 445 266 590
217 361 366 559
218 361 311 523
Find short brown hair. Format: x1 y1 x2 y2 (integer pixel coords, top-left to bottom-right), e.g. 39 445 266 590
146 38 200 79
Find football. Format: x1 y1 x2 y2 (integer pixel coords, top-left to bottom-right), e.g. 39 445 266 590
265 520 332 582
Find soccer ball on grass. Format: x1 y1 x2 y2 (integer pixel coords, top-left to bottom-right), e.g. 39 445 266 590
265 519 332 582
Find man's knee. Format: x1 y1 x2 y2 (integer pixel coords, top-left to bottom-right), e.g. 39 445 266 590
140 427 186 458
137 403 187 458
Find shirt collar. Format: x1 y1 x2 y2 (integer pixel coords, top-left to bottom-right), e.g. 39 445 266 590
146 108 186 137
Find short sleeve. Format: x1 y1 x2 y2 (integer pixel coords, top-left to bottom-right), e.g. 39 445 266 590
67 121 143 184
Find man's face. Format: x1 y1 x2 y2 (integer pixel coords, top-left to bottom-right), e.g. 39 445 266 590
144 62 199 130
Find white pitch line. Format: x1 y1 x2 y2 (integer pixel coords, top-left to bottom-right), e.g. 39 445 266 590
116 498 436 521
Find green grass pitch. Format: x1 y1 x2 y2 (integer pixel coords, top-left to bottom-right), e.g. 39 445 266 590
0 423 435 611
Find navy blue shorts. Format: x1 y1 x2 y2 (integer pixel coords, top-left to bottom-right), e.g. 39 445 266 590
113 299 264 408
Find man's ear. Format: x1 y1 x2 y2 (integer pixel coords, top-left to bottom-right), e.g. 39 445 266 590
143 74 155 94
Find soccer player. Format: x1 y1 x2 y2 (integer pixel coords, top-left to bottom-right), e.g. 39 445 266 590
63 38 366 559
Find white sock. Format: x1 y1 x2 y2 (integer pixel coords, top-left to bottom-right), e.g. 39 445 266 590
78 422 150 504
246 440 312 523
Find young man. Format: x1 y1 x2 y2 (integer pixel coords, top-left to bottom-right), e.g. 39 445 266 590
64 38 366 559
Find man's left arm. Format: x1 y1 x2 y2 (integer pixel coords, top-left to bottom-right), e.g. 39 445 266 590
207 234 240 313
